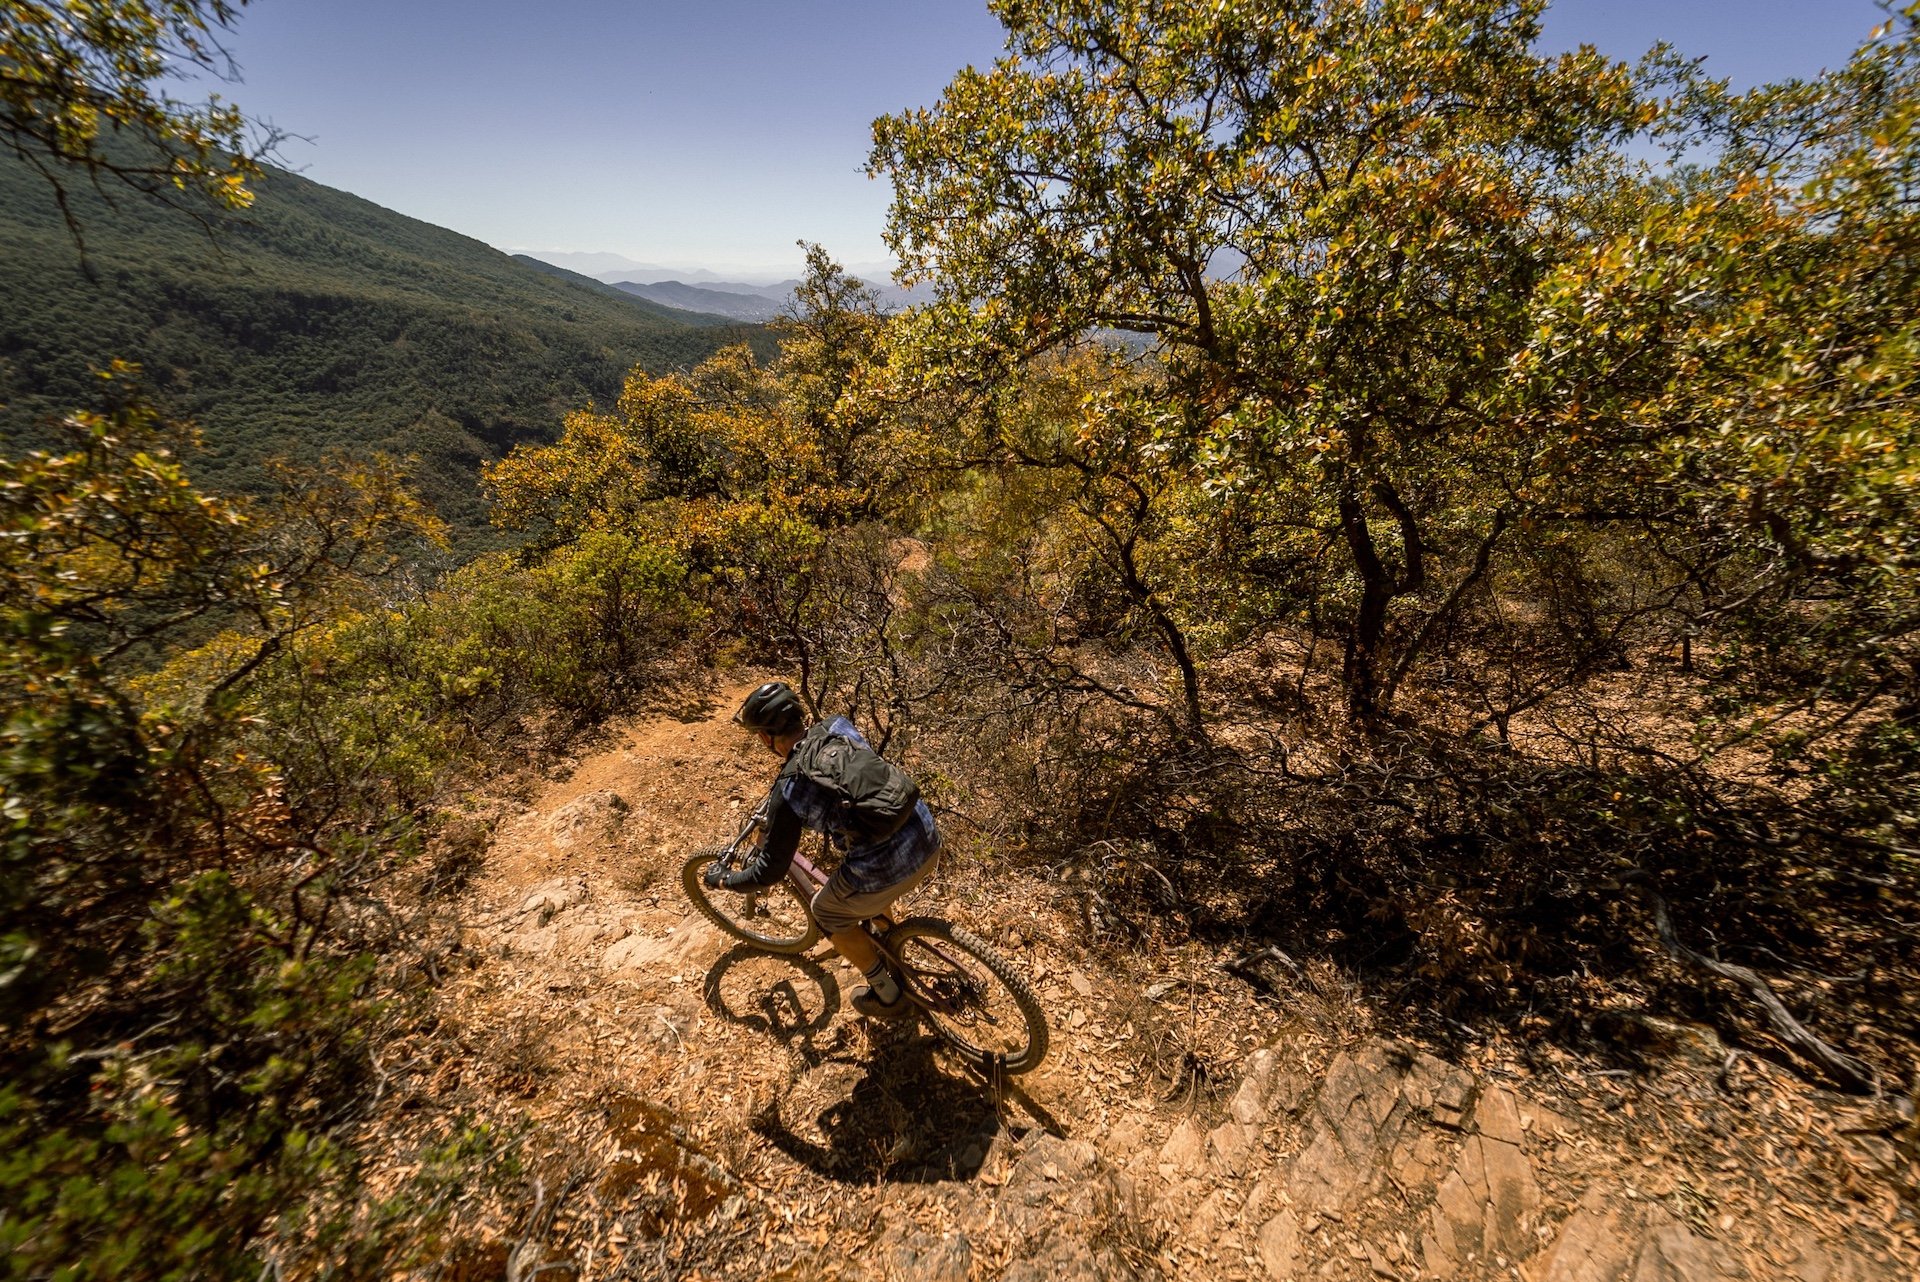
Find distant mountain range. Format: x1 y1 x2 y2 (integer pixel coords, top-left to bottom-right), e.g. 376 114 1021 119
501 250 780 285
0 156 770 551
509 250 899 288
610 278 792 322
512 251 929 322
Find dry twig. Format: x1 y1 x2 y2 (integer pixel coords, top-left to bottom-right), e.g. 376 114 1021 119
1626 872 1876 1094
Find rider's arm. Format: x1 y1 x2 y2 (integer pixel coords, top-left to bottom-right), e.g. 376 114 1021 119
720 786 802 890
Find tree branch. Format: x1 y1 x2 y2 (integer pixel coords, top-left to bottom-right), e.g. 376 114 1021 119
1625 871 1877 1094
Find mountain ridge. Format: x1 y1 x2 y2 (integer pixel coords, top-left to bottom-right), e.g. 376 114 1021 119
0 156 771 549
608 278 791 322
506 248 903 287
603 273 929 321
506 254 743 325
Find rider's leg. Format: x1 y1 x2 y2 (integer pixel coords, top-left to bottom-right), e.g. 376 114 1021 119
811 854 940 951
827 925 882 973
811 855 940 1017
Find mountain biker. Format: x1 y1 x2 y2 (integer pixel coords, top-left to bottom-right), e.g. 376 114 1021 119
704 681 940 1019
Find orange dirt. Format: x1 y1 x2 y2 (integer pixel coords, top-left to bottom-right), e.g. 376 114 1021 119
356 673 1916 1281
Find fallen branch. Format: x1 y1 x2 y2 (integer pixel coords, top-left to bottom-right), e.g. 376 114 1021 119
504 1178 549 1282
1224 945 1307 986
1624 871 1876 1094
505 1172 586 1282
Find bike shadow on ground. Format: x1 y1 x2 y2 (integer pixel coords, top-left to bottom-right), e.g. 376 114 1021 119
701 942 843 1058
701 944 1002 1185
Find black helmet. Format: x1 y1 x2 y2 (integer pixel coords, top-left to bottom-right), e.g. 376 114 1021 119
734 681 804 736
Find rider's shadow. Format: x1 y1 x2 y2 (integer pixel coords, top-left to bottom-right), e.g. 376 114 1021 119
700 945 1000 1185
749 1034 1001 1185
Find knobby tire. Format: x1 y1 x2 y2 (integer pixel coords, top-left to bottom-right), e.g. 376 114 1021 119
680 846 821 955
887 917 1048 1075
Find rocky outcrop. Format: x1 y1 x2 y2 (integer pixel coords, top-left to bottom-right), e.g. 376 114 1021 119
519 876 591 917
545 789 629 852
1424 1085 1541 1276
602 914 721 976
1110 1036 1902 1282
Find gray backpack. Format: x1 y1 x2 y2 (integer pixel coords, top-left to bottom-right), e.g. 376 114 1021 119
785 722 920 844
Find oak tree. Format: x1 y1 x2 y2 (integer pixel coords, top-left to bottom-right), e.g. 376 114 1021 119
872 0 1661 720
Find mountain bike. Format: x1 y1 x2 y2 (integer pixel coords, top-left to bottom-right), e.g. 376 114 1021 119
681 801 1048 1075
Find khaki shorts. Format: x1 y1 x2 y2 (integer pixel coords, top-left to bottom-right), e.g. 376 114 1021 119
810 852 940 934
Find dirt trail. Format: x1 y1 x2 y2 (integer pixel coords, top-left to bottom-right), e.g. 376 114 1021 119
434 677 1916 1281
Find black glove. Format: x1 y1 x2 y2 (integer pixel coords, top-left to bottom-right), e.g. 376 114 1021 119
713 844 778 891
706 858 769 891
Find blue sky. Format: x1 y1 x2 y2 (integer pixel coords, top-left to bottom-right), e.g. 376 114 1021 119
208 0 1892 275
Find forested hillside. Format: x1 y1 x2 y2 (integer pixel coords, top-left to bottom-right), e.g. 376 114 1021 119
0 151 765 545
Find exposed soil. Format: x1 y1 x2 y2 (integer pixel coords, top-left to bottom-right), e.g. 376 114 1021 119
371 673 1918 1280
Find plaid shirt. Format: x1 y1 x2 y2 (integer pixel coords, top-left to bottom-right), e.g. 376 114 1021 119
779 716 939 895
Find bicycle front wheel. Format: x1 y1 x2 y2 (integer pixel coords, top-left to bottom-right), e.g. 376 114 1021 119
887 918 1048 1075
680 847 821 955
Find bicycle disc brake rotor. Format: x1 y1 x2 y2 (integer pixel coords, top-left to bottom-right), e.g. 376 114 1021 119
912 969 986 1017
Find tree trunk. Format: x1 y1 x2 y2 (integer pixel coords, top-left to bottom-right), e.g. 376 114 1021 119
1113 524 1208 737
1339 488 1394 723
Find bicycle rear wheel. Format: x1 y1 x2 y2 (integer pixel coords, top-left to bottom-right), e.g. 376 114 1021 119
887 917 1048 1075
681 847 821 955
